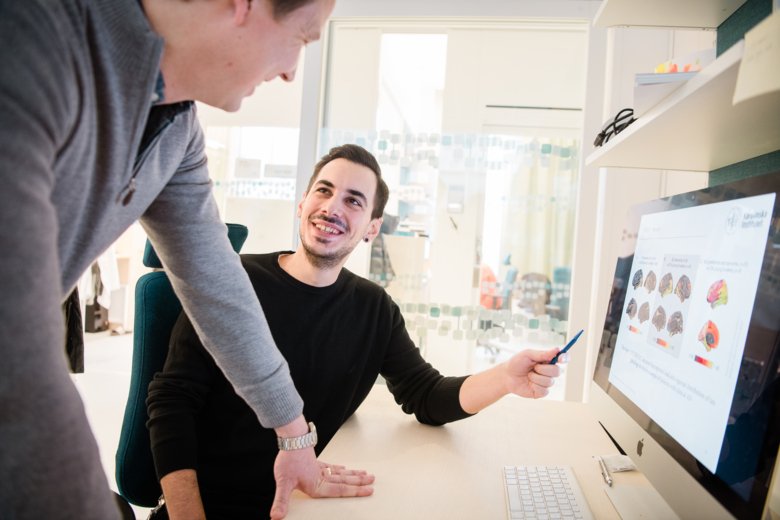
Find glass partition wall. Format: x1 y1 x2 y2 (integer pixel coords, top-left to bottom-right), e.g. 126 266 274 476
320 20 587 385
196 57 312 255
204 126 299 254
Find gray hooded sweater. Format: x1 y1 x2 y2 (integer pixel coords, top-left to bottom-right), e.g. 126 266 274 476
0 0 302 517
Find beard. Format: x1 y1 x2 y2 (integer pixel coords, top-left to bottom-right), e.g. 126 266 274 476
301 214 356 269
300 237 354 269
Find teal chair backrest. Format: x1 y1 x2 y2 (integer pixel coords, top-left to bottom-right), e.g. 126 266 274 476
115 224 248 507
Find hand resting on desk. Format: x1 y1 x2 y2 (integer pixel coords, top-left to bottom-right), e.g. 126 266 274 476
161 454 375 520
271 451 375 519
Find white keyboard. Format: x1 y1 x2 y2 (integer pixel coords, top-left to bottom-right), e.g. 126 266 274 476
503 465 594 520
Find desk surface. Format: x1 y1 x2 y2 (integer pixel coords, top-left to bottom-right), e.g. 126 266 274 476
288 386 649 519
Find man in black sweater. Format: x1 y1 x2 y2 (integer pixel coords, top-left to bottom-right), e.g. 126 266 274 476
147 144 563 518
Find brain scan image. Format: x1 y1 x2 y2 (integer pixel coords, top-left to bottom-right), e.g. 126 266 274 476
632 269 643 290
644 270 657 292
674 274 692 303
667 311 684 336
638 302 650 323
659 273 674 296
626 298 638 319
698 320 720 351
707 279 728 308
652 306 667 331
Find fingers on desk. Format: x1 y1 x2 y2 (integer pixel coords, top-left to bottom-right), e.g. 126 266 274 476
317 472 375 498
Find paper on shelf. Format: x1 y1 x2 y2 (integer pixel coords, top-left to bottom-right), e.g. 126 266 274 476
733 10 780 105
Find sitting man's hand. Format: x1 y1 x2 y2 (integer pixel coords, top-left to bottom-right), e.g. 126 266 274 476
270 449 375 519
505 347 562 399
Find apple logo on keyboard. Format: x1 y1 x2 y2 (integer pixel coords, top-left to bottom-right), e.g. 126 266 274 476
637 438 644 457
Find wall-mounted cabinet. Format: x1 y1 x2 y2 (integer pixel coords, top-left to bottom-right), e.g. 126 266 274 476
585 40 780 171
594 0 746 29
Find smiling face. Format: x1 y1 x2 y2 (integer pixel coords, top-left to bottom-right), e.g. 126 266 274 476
298 158 382 269
160 0 335 112
221 0 335 111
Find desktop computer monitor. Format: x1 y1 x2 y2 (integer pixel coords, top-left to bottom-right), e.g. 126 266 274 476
591 171 780 519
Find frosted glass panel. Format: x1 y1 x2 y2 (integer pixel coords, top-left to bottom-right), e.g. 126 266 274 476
322 21 587 387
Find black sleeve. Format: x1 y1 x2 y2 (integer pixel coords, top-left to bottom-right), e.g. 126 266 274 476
380 300 474 426
146 312 220 480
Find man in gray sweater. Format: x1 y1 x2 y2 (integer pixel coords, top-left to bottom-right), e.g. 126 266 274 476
0 0 372 518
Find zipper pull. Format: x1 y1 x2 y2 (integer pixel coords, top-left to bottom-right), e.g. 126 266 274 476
118 176 136 206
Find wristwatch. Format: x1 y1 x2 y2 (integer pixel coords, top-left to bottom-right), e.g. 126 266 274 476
277 421 318 451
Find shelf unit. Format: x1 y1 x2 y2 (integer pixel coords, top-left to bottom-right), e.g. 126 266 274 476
594 0 746 29
585 39 780 172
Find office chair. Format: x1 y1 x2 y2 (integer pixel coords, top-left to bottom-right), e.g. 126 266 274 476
518 272 552 316
115 223 248 507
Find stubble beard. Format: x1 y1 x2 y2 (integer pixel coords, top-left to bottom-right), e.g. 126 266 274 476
301 236 353 269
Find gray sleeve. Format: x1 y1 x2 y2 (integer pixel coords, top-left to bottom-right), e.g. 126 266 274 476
139 108 303 428
0 1 120 518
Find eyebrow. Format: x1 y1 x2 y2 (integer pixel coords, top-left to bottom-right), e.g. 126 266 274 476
315 179 368 205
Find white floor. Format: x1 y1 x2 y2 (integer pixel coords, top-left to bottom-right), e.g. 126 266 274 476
72 327 565 519
71 330 151 519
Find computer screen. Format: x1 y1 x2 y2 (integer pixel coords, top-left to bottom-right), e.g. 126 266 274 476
591 171 780 519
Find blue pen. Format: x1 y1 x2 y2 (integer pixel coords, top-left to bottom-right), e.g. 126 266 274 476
549 329 584 364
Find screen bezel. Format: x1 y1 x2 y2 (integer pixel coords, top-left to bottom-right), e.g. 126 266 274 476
592 172 780 520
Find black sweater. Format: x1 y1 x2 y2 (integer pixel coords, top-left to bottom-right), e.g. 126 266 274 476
147 252 471 518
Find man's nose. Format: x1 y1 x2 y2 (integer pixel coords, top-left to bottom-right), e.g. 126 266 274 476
321 198 344 217
279 66 297 83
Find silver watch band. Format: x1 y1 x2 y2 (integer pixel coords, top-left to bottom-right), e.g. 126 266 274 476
277 421 318 451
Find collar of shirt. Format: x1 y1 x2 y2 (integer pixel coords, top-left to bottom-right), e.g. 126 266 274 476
136 0 165 106
150 71 165 105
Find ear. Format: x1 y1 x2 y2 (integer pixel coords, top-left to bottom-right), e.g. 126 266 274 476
297 193 307 218
232 0 252 25
363 217 383 243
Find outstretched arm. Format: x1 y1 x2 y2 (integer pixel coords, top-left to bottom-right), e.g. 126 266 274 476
459 348 561 414
160 469 206 520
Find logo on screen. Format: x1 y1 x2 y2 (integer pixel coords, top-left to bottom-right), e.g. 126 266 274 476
725 207 741 234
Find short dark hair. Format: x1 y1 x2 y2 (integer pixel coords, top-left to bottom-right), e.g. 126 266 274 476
307 144 389 219
267 0 317 20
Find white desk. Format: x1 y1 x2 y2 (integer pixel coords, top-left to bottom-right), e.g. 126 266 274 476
288 386 654 519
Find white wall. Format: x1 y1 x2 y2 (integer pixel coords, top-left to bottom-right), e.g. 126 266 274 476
571 26 714 401
441 23 589 133
330 0 602 18
197 66 305 128
195 54 307 253
322 27 381 130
